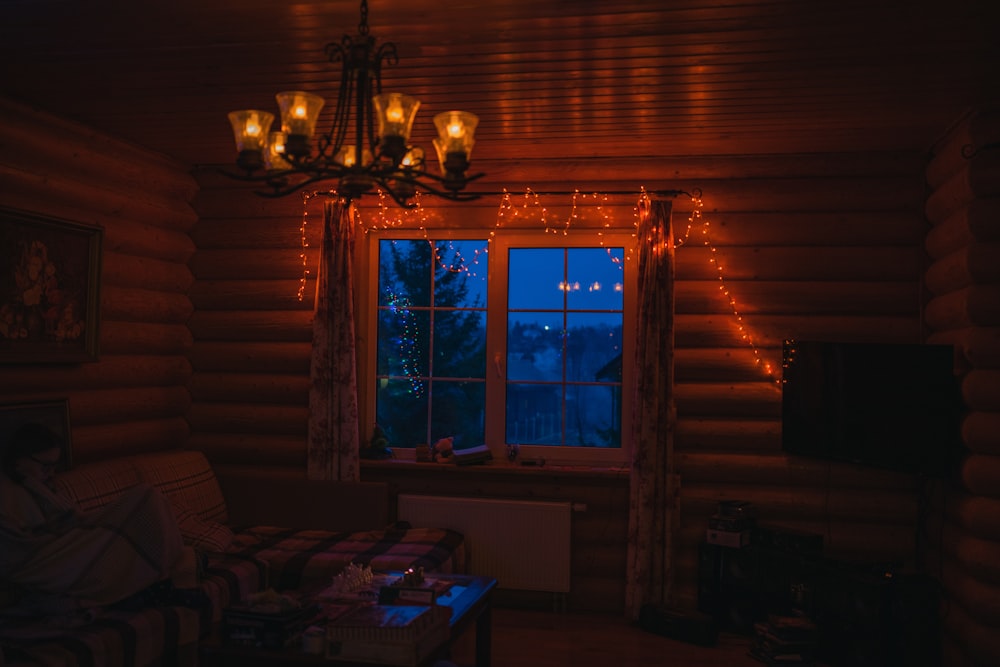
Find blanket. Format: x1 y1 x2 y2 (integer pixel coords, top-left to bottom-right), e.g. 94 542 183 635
0 478 183 609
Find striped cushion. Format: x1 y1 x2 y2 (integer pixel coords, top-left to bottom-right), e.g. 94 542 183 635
50 459 142 513
132 450 228 525
0 605 202 667
169 500 234 553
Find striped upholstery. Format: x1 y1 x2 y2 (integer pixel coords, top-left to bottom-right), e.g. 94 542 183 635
2 450 465 666
1 605 202 667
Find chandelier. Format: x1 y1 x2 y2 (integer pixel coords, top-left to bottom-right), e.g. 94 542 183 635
225 0 483 207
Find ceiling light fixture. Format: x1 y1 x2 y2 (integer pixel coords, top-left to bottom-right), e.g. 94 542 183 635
224 0 483 207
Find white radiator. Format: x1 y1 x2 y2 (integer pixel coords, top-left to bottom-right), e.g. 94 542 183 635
397 494 571 593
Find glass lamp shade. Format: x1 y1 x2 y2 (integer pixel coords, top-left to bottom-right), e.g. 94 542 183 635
374 92 420 141
432 110 477 175
275 91 325 156
228 110 274 154
400 146 425 171
433 111 478 155
265 131 291 170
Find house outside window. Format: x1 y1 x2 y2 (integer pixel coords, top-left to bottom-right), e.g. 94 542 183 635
365 229 636 466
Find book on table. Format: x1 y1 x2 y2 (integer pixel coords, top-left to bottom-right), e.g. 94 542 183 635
325 603 451 666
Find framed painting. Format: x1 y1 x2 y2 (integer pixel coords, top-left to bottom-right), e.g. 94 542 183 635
0 398 73 472
0 207 103 363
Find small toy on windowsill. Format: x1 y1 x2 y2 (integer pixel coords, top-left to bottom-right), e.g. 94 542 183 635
432 436 454 463
361 424 393 460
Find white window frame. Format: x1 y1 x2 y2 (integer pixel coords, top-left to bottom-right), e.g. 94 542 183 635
360 227 636 467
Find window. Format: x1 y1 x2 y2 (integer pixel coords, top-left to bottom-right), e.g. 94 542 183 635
366 229 635 465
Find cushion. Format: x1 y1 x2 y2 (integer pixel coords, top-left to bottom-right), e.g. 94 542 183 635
169 499 234 553
50 459 143 513
133 450 229 524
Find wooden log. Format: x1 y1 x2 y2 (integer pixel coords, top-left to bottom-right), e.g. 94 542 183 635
924 243 1000 295
958 327 1000 367
3 354 191 391
0 164 198 233
189 248 320 281
960 454 1000 498
963 412 1000 456
675 417 781 453
102 218 197 264
186 310 313 342
188 279 315 311
675 382 782 418
678 452 920 490
925 150 1000 225
681 481 918 523
942 556 1000 622
675 280 920 316
947 493 1000 541
187 341 312 374
100 321 193 355
186 402 309 435
100 286 194 323
70 417 190 465
697 210 925 246
68 386 191 426
963 370 1000 412
674 246 923 282
102 250 194 292
925 286 1000 331
190 217 320 250
188 372 309 404
927 106 1000 190
674 314 921 347
0 96 198 201
925 198 1000 259
941 600 1000 667
188 433 307 468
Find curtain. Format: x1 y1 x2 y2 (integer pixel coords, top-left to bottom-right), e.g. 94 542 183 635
306 197 361 481
624 197 678 619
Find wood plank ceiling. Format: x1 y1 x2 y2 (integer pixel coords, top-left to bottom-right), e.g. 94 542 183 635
1 0 997 189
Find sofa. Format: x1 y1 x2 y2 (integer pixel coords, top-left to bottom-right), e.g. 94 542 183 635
0 449 465 666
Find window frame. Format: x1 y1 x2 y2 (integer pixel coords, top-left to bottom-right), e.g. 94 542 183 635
360 227 636 467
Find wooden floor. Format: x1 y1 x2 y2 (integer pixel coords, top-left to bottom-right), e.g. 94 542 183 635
449 608 760 667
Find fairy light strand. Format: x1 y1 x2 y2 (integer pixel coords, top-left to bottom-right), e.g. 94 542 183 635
296 187 779 383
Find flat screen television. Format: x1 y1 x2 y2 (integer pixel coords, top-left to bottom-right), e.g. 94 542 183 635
781 340 965 477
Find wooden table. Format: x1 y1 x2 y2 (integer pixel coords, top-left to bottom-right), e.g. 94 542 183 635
200 572 498 667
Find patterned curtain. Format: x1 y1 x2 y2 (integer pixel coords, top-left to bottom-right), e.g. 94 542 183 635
624 197 679 619
306 197 361 481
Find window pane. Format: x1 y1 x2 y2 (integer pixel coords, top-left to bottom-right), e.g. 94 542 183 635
508 248 564 310
505 383 562 445
566 247 624 311
431 380 485 449
434 310 486 378
377 309 429 378
507 312 564 382
566 384 621 447
376 379 429 448
565 312 623 383
379 239 431 307
434 240 489 308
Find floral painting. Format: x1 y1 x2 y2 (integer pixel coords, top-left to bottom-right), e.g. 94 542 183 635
0 208 102 363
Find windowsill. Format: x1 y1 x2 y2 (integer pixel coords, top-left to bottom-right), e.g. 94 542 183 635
360 457 629 479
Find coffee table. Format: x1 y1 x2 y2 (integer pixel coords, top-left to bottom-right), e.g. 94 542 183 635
200 572 497 667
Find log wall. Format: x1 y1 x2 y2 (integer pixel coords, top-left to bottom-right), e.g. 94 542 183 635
923 105 1000 667
191 149 935 613
0 97 198 463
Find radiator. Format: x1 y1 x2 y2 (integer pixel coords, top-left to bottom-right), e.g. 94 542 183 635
397 494 572 593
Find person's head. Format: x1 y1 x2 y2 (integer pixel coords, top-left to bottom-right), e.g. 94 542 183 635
1 423 63 484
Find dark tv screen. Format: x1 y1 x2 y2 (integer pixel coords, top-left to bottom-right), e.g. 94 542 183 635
781 340 964 477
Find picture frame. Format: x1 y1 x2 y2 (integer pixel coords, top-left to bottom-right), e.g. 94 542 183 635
0 207 103 363
0 398 73 472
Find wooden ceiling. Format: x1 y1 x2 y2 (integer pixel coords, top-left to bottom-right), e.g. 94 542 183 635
2 0 997 186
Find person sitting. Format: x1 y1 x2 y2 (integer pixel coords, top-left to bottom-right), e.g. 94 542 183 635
0 423 189 614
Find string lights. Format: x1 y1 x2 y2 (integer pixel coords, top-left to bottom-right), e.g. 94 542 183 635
296 187 780 384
